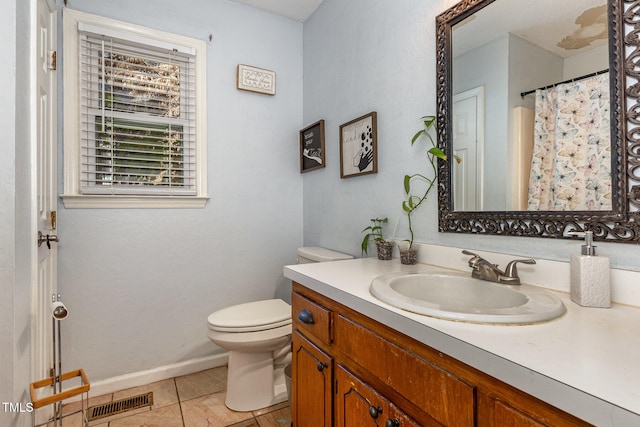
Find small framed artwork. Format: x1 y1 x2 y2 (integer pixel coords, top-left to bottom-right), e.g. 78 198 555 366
340 111 377 178
300 120 326 173
236 64 276 95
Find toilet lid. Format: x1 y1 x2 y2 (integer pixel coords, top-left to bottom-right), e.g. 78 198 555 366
208 299 291 332
297 246 353 262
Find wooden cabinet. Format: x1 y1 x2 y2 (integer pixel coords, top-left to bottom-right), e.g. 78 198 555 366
291 282 591 427
292 331 333 427
488 398 547 427
334 314 474 426
335 365 421 427
477 390 590 427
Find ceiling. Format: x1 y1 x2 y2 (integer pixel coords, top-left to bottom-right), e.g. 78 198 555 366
229 0 324 22
228 0 607 59
453 0 608 58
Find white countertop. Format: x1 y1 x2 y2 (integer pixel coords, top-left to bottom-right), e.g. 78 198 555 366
284 257 640 427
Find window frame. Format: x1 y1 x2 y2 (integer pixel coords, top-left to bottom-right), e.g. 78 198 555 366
62 9 208 208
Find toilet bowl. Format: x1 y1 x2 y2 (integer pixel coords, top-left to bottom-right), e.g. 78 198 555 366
207 299 292 412
207 247 353 412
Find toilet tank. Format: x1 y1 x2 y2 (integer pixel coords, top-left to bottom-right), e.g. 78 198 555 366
297 247 353 264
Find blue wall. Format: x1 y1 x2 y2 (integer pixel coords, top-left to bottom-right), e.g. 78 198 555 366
58 0 304 381
301 0 640 271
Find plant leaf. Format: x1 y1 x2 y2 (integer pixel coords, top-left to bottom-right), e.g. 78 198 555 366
453 154 462 164
403 175 411 194
411 130 425 145
361 234 370 255
402 201 411 212
422 115 436 129
428 147 448 160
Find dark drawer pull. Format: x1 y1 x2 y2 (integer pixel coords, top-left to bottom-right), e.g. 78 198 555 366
297 309 315 324
386 419 400 427
369 405 383 419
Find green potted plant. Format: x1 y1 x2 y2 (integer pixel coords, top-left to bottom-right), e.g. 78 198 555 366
361 217 393 260
401 115 460 264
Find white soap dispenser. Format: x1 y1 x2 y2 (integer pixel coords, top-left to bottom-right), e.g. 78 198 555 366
569 231 611 308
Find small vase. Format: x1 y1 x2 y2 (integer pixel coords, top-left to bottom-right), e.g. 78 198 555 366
375 241 394 261
400 246 418 265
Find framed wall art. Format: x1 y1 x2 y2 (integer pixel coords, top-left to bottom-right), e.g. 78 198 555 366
236 64 276 95
339 111 377 178
300 120 326 173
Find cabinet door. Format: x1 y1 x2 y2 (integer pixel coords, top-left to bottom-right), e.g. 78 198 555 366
336 365 389 427
493 400 546 427
478 392 591 427
388 403 422 427
336 365 420 427
292 331 333 427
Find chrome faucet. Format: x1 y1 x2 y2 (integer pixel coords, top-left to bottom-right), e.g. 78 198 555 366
462 250 536 285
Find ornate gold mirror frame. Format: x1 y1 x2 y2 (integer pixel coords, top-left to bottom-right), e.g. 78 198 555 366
436 0 640 242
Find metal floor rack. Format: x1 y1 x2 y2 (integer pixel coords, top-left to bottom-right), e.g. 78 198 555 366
29 295 90 427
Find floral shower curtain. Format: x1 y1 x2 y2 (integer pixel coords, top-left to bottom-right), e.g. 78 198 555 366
527 73 611 211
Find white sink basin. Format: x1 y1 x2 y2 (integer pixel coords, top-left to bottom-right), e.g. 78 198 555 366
370 272 565 324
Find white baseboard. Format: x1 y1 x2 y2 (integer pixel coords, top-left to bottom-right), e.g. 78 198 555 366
74 353 229 401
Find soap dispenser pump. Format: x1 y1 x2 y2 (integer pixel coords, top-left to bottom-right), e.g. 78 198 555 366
569 231 611 308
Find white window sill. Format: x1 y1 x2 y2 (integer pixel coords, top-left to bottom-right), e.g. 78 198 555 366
60 194 209 209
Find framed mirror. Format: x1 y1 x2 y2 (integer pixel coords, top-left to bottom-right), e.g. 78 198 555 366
436 0 640 242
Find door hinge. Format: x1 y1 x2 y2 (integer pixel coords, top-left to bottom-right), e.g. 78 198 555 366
48 50 57 70
50 211 57 230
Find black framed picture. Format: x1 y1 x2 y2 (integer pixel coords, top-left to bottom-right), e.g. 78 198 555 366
340 111 377 178
300 120 326 173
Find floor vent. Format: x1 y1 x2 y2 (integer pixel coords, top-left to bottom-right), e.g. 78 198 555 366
87 392 153 421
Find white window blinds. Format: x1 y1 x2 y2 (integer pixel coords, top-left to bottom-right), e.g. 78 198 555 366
79 29 197 195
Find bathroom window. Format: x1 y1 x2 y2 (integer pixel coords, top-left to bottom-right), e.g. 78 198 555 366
62 10 208 208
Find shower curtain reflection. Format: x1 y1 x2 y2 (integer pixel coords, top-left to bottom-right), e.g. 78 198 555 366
527 73 612 211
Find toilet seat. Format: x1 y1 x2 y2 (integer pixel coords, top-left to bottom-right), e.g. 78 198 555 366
208 299 291 333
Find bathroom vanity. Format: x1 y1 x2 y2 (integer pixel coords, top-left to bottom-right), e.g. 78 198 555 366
284 257 640 426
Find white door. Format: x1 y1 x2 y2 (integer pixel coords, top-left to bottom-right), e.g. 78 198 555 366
33 0 58 396
453 87 484 211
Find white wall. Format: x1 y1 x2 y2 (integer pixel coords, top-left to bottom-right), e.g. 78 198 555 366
302 0 454 256
3 0 640 416
2 1 35 426
302 0 640 272
564 44 609 80
0 0 18 412
454 36 509 211
58 0 303 381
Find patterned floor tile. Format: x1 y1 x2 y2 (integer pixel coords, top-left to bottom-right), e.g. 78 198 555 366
176 367 228 402
108 403 183 427
54 367 290 427
255 406 291 427
181 391 254 427
113 378 178 408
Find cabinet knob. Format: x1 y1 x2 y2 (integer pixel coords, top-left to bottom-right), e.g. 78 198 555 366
385 419 400 427
369 405 383 419
297 309 315 324
317 362 328 372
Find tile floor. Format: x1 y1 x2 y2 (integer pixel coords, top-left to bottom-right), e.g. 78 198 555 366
56 366 291 427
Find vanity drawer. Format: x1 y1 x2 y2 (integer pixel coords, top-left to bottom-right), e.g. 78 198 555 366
334 314 475 426
292 292 332 345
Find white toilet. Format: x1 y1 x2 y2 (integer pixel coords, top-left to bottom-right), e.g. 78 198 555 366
207 247 352 412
